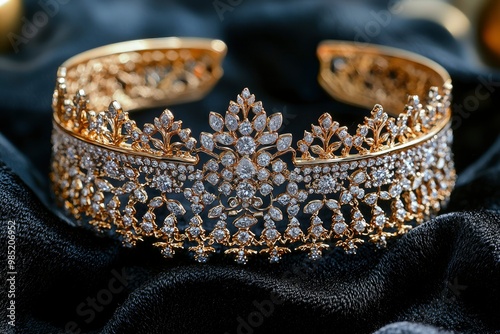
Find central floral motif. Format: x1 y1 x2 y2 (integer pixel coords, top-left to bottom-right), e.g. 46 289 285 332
195 88 294 263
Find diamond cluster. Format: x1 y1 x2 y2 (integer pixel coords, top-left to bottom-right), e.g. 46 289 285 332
51 87 455 264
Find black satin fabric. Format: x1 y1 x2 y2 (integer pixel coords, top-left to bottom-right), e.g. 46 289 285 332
1 1 499 333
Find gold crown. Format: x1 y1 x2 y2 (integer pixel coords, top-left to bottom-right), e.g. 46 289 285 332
50 38 455 263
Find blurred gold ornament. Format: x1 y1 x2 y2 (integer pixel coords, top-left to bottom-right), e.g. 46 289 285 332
0 0 23 52
479 0 500 65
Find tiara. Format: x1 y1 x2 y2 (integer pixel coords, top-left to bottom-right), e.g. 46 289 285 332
50 38 455 263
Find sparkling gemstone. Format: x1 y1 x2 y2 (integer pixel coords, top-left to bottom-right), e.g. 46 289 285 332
221 169 233 180
351 170 367 184
287 204 300 216
216 133 234 145
269 207 283 221
364 193 378 205
287 227 302 239
235 157 256 179
253 114 267 131
265 229 279 240
375 215 386 227
389 184 402 197
104 160 119 177
236 136 256 155
162 226 175 236
354 220 366 232
196 253 208 263
252 101 263 114
297 190 308 202
209 112 224 132
312 125 323 137
221 152 236 167
242 88 251 99
228 102 239 113
304 131 313 144
191 204 203 214
206 173 219 185
212 229 226 242
260 183 273 196
311 216 322 225
81 154 94 170
312 225 325 238
95 179 111 192
205 159 218 172
234 215 257 228
257 152 271 166
276 134 292 151
225 113 239 131
208 205 225 218
200 133 214 151
149 197 163 208
268 113 283 131
219 182 232 195
320 113 333 129
273 174 285 185
134 189 147 203
154 175 173 192
141 221 154 233
340 191 353 204
379 191 391 200
272 160 285 173
161 247 174 258
277 194 291 206
122 215 133 226
304 200 323 214
372 168 387 185
333 222 347 235
192 181 205 194
236 182 256 200
317 175 336 194
309 247 322 260
167 201 186 216
259 132 278 145
286 182 298 195
236 231 250 244
188 226 201 238
326 199 339 210
239 120 253 135
257 168 270 181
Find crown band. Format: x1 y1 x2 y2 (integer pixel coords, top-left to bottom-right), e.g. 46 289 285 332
50 38 456 263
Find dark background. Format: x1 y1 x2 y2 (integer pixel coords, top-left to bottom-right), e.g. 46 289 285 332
0 0 499 333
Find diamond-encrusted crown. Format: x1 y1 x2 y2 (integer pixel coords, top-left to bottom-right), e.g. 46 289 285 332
50 39 455 263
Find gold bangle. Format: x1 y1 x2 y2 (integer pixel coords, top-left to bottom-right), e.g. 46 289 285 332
50 38 456 264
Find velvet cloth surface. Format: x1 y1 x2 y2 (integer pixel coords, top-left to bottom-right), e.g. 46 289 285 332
0 0 500 333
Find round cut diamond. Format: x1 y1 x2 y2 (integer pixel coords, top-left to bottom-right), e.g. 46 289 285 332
212 229 226 242
312 225 325 238
236 182 256 200
287 227 301 239
257 152 271 167
239 120 253 135
221 152 236 167
154 175 172 192
354 220 366 233
272 160 285 173
237 231 250 244
265 229 279 240
236 136 256 155
333 222 347 235
317 175 336 194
